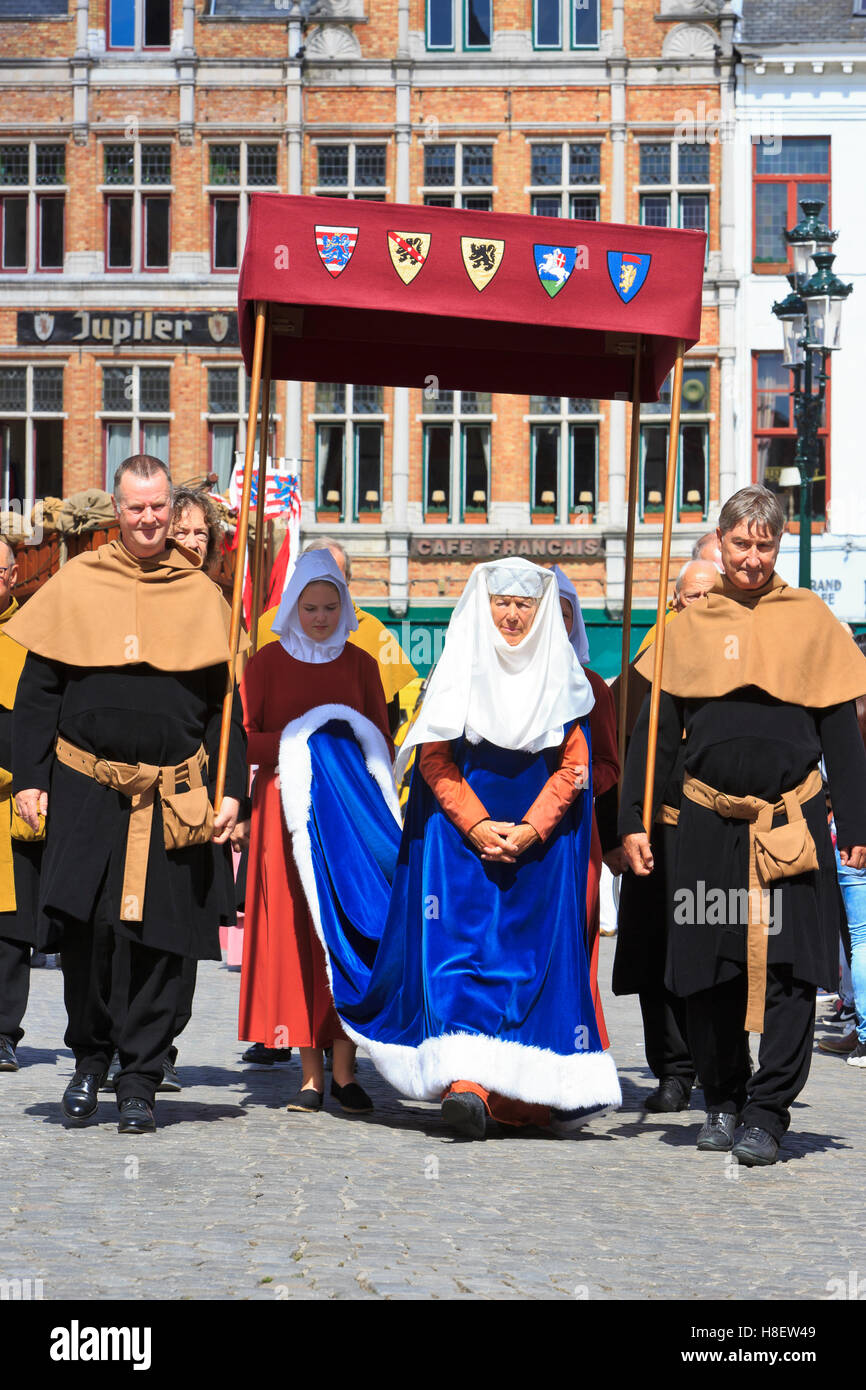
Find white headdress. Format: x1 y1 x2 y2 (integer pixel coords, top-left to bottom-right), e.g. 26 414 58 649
552 565 590 665
403 557 594 755
271 549 357 664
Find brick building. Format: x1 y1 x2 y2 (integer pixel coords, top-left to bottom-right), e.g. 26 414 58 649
0 0 738 671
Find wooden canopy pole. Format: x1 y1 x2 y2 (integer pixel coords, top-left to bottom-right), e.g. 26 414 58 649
617 334 642 785
641 338 685 832
249 311 273 658
214 299 267 809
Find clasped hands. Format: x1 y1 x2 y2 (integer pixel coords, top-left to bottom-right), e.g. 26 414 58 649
469 819 539 863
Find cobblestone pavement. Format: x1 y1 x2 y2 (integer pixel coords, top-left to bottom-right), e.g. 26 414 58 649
1 942 864 1302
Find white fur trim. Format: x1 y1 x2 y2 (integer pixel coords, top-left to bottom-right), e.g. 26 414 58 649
279 706 621 1112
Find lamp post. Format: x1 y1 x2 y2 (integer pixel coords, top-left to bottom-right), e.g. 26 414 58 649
771 201 852 591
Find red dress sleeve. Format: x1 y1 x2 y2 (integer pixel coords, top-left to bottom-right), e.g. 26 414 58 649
587 668 620 799
419 741 490 837
522 722 590 842
240 650 280 768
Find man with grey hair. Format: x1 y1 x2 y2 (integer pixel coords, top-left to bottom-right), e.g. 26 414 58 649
673 559 718 611
691 530 722 569
9 455 247 1133
0 532 44 1073
619 484 866 1166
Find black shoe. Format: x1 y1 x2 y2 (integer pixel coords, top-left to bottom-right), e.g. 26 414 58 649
441 1090 487 1140
158 1058 182 1093
117 1097 156 1134
331 1079 373 1113
645 1077 692 1113
100 1051 121 1092
696 1111 737 1151
285 1088 323 1112
242 1042 291 1065
732 1126 779 1167
0 1035 18 1072
62 1070 106 1124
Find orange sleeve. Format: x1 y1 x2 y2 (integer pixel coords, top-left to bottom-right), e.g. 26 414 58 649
522 722 590 843
419 741 490 838
587 669 620 800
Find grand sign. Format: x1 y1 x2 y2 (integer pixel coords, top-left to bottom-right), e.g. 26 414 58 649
18 310 239 348
410 535 604 560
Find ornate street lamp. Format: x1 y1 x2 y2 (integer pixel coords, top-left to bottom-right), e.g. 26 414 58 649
771 202 852 590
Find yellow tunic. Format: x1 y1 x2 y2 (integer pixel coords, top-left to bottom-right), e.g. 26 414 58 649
0 598 28 911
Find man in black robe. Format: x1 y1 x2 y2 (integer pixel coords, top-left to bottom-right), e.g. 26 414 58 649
620 485 866 1166
0 533 43 1072
10 456 247 1133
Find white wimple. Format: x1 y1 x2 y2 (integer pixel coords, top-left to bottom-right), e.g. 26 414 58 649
279 706 621 1112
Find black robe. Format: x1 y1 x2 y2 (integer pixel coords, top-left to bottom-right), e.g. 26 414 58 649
618 686 866 997
12 656 247 960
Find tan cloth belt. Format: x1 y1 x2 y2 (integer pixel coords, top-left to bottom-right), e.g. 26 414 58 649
655 803 680 827
55 736 207 924
681 766 823 1034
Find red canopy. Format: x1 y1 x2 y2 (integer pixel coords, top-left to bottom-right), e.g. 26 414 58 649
238 194 705 401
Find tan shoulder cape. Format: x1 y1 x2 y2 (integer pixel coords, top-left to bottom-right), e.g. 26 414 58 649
0 597 27 709
5 539 248 671
634 572 866 707
258 600 417 702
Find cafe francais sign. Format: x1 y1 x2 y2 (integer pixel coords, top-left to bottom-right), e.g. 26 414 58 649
411 535 603 560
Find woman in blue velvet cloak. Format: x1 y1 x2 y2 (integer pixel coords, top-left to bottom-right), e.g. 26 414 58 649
279 557 622 1138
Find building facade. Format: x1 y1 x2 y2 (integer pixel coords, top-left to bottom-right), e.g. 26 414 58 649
0 0 740 670
734 0 866 623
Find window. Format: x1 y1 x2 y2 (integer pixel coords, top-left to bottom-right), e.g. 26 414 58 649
426 0 492 50
101 365 170 487
420 389 493 520
640 366 711 520
108 0 171 49
102 142 172 273
205 365 277 492
207 143 279 272
313 143 387 201
752 351 827 522
533 0 600 48
528 396 600 520
0 365 64 507
753 137 830 267
638 140 710 251
0 143 66 273
313 383 385 520
422 144 494 210
529 141 601 220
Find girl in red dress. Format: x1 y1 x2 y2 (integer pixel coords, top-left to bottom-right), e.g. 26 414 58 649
238 550 392 1113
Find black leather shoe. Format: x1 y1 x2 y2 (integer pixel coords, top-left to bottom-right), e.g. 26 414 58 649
62 1070 106 1124
645 1077 691 1113
158 1058 182 1093
696 1111 737 1151
441 1090 487 1140
0 1035 18 1072
732 1126 779 1167
117 1098 156 1134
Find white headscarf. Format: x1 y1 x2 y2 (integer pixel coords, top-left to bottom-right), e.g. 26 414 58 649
552 565 590 665
403 557 594 756
271 549 357 664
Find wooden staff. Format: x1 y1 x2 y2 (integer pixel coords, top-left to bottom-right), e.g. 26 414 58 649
249 314 273 657
617 334 642 786
214 300 267 810
641 339 685 832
